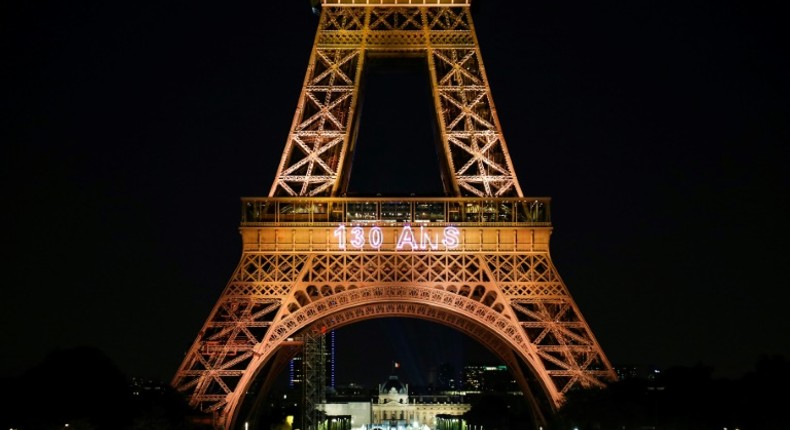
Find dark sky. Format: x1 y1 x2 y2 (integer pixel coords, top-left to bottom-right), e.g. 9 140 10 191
2 0 788 390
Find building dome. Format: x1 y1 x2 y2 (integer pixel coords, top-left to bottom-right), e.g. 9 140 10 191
380 375 407 395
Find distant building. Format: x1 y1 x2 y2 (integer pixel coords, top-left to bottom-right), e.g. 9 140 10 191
289 354 304 389
129 377 167 398
613 364 662 380
321 375 470 430
461 364 517 392
435 362 458 390
289 329 336 390
322 401 371 429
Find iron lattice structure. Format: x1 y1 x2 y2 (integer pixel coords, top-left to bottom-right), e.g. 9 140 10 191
302 326 327 430
172 2 616 430
270 1 521 198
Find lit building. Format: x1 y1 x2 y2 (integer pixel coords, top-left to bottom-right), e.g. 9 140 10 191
289 329 336 390
461 364 517 392
289 354 303 389
322 402 371 430
372 375 470 429
322 375 470 430
435 362 458 390
613 364 661 380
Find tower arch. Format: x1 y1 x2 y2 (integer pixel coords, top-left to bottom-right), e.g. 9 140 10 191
229 293 556 430
172 2 616 429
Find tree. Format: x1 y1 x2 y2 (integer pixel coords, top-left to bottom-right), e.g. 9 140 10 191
5 346 132 430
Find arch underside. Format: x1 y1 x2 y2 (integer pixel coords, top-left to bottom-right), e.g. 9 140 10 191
171 251 616 428
171 4 617 430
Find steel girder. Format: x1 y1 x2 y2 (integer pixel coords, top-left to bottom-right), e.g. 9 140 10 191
270 6 523 198
172 246 616 429
173 3 616 429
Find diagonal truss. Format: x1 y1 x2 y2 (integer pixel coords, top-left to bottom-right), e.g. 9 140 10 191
174 2 616 429
270 5 522 198
172 229 617 428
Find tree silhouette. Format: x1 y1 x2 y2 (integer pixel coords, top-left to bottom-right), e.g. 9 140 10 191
554 357 790 430
0 345 201 429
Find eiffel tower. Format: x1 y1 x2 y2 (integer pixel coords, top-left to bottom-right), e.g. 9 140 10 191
172 1 617 429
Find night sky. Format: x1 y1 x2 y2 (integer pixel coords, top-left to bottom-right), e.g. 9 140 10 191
2 0 788 390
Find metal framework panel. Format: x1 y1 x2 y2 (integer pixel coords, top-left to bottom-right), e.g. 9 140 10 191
172 4 616 430
172 202 617 429
270 6 522 198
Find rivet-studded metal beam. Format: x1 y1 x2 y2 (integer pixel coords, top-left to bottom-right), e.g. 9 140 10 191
173 2 617 429
270 5 522 198
171 205 617 429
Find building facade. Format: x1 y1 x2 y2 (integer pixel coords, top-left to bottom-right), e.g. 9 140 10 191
322 375 470 430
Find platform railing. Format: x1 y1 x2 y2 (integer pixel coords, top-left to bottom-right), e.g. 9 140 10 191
321 0 471 7
241 197 550 226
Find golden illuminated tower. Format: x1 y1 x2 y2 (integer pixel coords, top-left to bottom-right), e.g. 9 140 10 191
172 2 616 429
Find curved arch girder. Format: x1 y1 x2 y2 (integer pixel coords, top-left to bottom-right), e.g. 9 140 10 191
227 289 554 430
172 250 616 428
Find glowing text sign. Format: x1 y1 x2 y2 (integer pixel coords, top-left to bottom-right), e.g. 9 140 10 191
333 224 460 251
